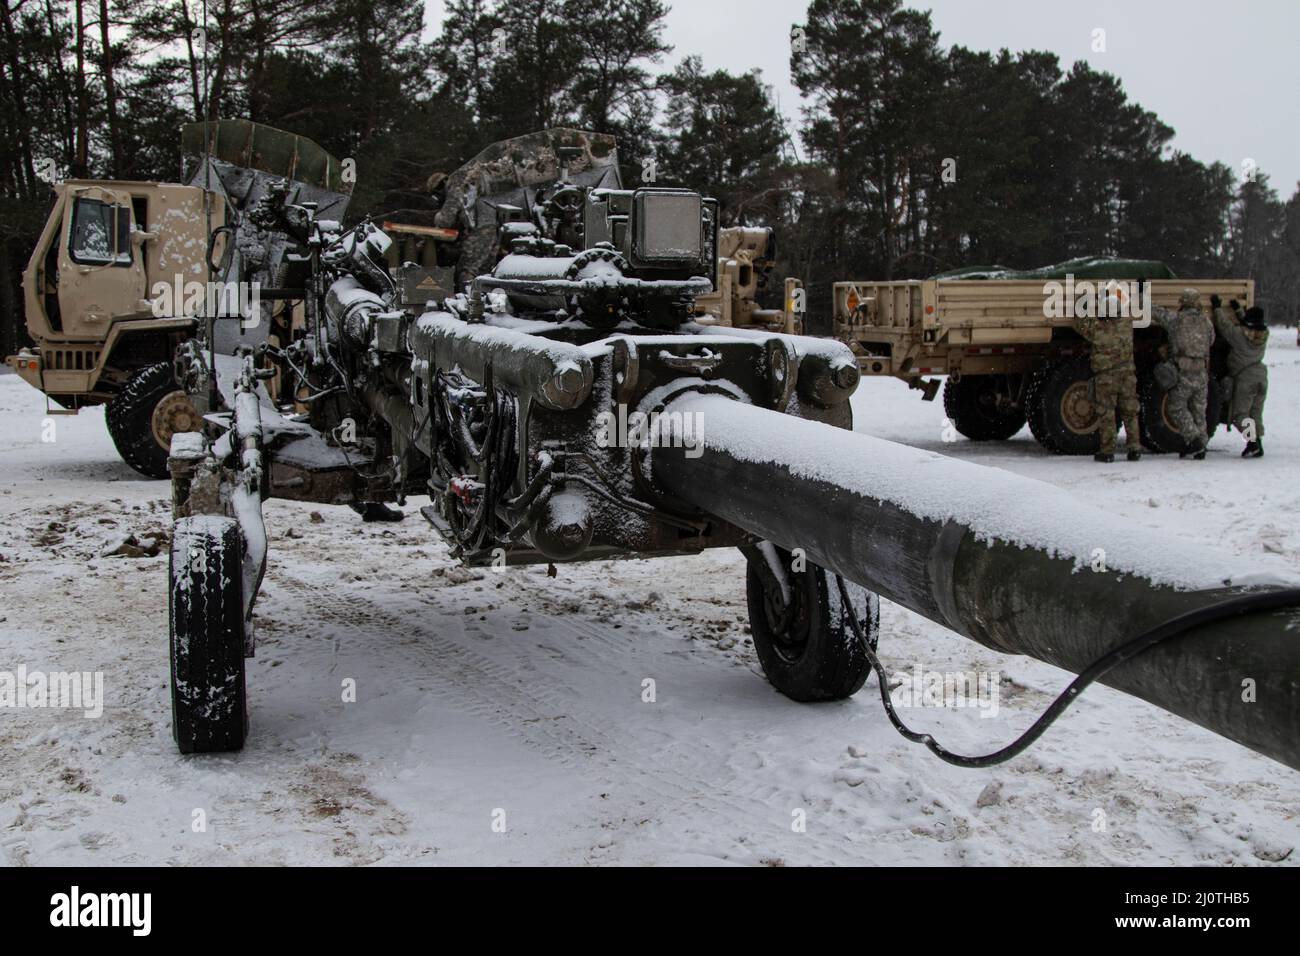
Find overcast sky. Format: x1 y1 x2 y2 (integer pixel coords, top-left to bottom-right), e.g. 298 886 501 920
425 0 1300 197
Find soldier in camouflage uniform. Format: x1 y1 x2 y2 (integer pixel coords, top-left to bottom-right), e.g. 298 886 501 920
1210 295 1269 457
1073 308 1142 463
432 130 621 290
1151 289 1215 459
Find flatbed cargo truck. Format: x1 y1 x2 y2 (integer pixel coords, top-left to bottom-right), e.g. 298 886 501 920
832 260 1253 455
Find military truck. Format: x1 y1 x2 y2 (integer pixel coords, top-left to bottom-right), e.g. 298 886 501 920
691 226 803 334
831 259 1253 455
4 120 350 478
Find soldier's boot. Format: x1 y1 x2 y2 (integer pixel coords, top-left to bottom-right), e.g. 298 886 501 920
1094 452 1115 463
350 502 406 522
1126 449 1142 462
1242 440 1264 459
1179 437 1207 460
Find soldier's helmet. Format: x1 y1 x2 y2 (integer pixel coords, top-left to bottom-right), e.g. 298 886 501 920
1242 306 1267 329
1179 288 1201 309
1100 282 1126 318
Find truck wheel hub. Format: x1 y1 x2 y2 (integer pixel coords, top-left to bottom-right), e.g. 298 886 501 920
1159 393 1176 429
1061 383 1098 434
152 391 202 451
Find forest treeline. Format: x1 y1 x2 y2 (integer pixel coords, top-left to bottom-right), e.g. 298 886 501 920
1 0 1296 351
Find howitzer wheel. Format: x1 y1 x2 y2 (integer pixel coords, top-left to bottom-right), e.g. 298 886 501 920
743 545 878 702
169 517 248 754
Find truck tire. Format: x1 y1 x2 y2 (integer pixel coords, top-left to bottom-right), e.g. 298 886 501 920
744 545 878 702
1138 371 1223 453
106 362 202 480
1024 357 1101 455
942 375 1027 441
170 516 248 754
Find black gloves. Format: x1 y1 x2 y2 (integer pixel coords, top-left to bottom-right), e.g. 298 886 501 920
1210 294 1222 309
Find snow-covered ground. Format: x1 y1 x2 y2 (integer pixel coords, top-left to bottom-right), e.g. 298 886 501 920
1 341 1298 867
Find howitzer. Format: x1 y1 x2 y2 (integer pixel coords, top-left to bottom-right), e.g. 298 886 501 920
162 130 1300 772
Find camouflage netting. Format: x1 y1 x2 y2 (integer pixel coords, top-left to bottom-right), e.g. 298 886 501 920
434 128 620 232
432 128 623 285
932 257 1177 281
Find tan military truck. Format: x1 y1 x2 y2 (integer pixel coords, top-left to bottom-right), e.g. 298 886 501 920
7 179 218 475
5 119 349 478
691 226 803 333
832 259 1253 454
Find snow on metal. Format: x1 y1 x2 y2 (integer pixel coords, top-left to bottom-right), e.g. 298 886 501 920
663 392 1291 592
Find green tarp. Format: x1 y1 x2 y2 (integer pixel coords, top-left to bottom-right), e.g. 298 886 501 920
931 256 1177 281
181 119 349 193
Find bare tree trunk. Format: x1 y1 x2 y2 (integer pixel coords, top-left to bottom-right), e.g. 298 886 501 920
73 0 89 177
205 0 236 122
43 0 77 167
1 0 38 192
881 154 897 281
173 0 202 120
0 238 17 360
98 0 122 176
248 0 266 121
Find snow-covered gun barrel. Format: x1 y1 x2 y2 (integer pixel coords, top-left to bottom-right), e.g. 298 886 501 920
161 129 1300 773
649 398 1300 770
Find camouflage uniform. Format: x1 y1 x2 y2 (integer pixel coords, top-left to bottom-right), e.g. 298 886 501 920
1072 313 1140 455
1151 290 1215 451
432 129 621 290
1212 305 1269 440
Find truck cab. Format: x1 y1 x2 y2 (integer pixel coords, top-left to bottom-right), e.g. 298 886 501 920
10 180 216 407
5 119 350 478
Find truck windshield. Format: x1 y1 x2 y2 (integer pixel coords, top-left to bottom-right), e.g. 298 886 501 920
68 197 132 267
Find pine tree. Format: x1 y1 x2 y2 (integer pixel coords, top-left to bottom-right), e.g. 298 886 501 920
657 56 787 224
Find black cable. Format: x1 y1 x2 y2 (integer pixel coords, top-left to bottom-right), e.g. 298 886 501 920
834 576 1300 769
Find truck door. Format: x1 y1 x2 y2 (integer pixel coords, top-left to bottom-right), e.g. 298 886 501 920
58 185 148 337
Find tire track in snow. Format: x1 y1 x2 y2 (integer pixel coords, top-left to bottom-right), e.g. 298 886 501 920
264 567 864 864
